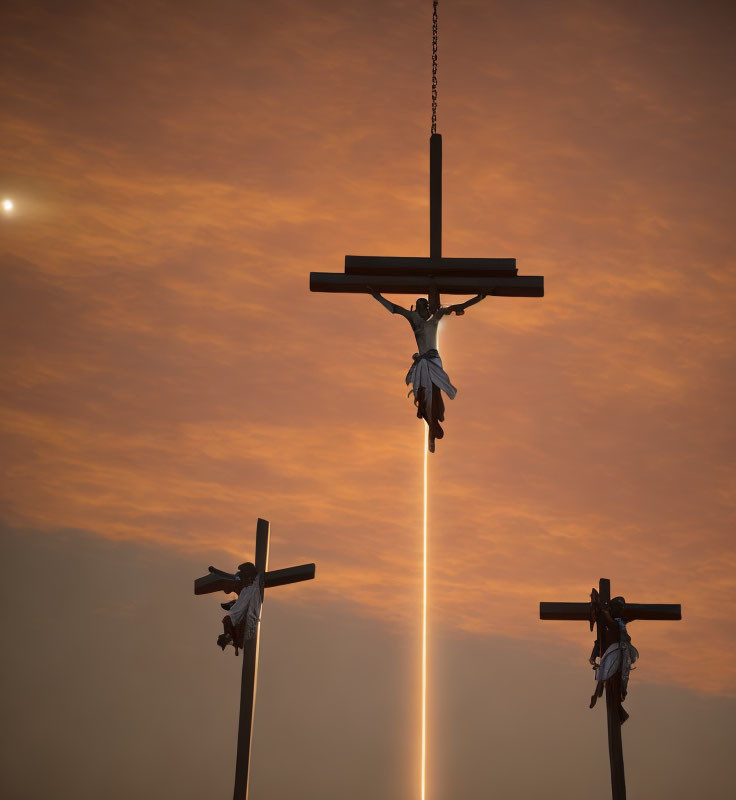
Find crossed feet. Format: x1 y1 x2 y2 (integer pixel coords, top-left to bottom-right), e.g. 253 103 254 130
428 421 444 453
218 615 241 655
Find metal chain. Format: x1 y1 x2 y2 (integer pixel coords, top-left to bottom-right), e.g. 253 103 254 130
431 1 438 135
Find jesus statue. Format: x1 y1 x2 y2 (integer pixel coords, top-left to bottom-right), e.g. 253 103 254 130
588 592 639 724
216 562 262 656
370 285 488 452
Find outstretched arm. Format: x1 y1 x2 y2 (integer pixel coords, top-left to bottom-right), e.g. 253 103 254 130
370 289 411 319
444 293 489 316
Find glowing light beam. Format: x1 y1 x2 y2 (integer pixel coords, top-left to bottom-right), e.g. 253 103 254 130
421 422 428 800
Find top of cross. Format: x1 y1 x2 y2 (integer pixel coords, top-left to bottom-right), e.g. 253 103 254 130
310 134 544 300
194 518 316 597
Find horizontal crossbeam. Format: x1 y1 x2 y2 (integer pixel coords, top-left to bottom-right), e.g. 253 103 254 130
345 255 517 277
310 272 543 297
539 602 681 622
194 563 316 595
194 569 238 595
265 564 316 588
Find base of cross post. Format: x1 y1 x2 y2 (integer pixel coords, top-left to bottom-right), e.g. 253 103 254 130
605 681 627 800
233 631 260 800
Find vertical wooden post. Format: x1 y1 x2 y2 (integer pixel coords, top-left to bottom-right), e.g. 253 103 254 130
597 579 626 799
232 519 271 800
430 133 442 260
606 682 626 800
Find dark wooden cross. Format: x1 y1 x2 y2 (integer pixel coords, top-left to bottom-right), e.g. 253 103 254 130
194 518 316 800
540 577 681 800
309 133 544 300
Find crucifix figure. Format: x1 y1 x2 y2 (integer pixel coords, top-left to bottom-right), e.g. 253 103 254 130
216 561 260 656
310 131 544 451
587 588 639 723
195 518 316 800
540 577 681 800
370 283 487 451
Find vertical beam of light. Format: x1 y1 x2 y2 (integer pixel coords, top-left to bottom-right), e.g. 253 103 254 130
421 423 428 800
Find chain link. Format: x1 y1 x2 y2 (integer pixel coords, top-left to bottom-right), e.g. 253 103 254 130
431 1 438 135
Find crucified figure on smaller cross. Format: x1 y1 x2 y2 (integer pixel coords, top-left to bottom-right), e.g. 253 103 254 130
540 577 680 800
195 518 316 800
217 561 260 656
370 284 488 452
588 590 639 724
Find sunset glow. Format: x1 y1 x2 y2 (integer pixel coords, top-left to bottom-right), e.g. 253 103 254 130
2 1 735 797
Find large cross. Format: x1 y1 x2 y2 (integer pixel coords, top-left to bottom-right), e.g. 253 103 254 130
310 133 544 300
194 518 316 800
540 577 681 800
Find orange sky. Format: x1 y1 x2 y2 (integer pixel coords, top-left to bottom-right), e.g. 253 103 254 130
2 1 735 797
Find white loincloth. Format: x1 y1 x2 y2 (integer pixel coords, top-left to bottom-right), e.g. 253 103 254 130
405 349 457 422
597 642 622 681
227 580 262 641
597 634 639 684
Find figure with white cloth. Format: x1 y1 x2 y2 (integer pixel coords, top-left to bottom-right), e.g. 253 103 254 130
370 285 488 452
217 562 262 656
589 593 639 724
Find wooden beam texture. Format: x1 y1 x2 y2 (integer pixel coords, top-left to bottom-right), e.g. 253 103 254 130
540 603 682 622
430 133 442 259
344 256 517 277
310 272 544 297
264 564 316 588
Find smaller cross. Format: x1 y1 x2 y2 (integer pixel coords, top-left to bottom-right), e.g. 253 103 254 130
540 578 681 800
195 518 316 800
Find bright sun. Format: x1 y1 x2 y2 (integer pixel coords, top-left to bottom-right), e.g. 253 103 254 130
2 199 14 213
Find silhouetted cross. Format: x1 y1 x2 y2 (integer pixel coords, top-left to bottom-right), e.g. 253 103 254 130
195 518 315 800
540 577 681 800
